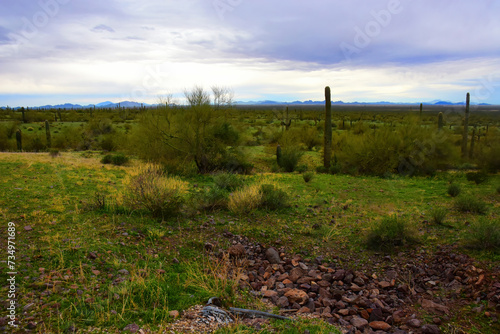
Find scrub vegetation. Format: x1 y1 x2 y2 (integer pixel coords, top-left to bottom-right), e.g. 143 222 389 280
0 88 499 333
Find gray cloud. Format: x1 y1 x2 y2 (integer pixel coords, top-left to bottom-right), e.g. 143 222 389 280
91 24 115 33
0 0 500 105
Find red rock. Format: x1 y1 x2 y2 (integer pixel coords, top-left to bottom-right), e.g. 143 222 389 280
284 289 308 305
378 281 391 289
421 299 450 315
263 290 278 298
369 321 391 331
338 309 349 316
228 244 246 257
169 310 179 318
350 316 368 329
289 267 304 282
297 306 311 314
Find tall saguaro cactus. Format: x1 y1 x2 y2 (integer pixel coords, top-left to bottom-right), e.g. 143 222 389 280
469 128 476 159
438 112 444 130
16 129 22 152
419 103 423 118
461 92 470 158
324 86 332 169
45 120 51 148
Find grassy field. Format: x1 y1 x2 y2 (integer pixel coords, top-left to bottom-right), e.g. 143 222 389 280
0 151 499 333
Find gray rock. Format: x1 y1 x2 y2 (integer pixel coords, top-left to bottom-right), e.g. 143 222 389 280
266 248 280 264
118 269 129 275
422 324 441 334
350 316 368 329
123 323 140 333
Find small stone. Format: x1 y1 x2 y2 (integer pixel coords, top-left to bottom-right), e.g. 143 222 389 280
157 269 166 274
407 318 422 328
118 269 129 275
24 225 33 231
266 248 281 264
297 306 311 314
26 321 37 329
228 244 246 258
123 323 140 333
284 289 308 305
350 316 368 329
263 290 278 298
172 258 179 264
169 310 179 318
87 252 97 259
91 270 100 276
421 324 441 334
421 299 450 315
276 296 289 308
378 281 391 289
369 321 391 331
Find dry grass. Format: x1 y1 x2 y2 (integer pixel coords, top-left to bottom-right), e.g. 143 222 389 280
228 184 263 215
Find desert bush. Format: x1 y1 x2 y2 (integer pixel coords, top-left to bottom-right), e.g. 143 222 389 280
213 172 243 191
260 184 289 210
475 137 500 172
455 195 488 215
124 164 188 219
228 184 262 215
277 146 304 172
430 207 447 225
302 172 314 183
365 216 419 252
101 153 129 166
465 171 489 184
447 183 461 197
303 171 314 183
463 217 500 252
129 93 242 174
197 186 229 211
337 122 456 176
49 149 60 158
101 154 113 164
111 153 129 166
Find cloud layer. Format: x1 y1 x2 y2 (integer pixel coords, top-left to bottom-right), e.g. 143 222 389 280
1 0 499 106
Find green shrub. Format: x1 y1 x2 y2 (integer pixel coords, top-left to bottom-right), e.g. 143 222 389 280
197 187 229 211
101 154 113 164
302 172 314 183
111 153 129 166
101 153 129 166
124 164 188 219
365 216 419 252
463 217 500 252
49 149 60 158
228 184 262 215
260 184 289 210
447 184 461 197
213 172 244 191
277 146 304 172
430 207 447 225
455 195 488 215
465 172 489 184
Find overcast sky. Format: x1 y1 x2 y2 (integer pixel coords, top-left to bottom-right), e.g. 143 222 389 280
1 0 500 106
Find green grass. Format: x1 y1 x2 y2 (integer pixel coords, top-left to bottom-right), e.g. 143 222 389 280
0 152 499 333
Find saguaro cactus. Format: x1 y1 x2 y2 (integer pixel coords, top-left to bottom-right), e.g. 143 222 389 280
419 103 423 118
469 128 476 159
461 92 470 158
324 86 332 169
45 120 51 148
438 112 444 130
276 144 282 167
16 129 22 151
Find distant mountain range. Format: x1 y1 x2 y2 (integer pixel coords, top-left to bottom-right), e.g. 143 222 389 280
0 100 493 109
